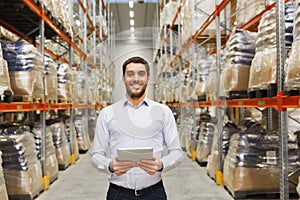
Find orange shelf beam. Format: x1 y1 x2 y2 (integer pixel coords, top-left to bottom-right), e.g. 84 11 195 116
0 102 43 112
169 0 231 67
22 0 97 68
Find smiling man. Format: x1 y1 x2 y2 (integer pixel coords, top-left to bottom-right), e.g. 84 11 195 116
90 56 183 200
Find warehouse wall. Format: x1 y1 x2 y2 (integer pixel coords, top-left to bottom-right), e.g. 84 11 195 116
111 38 155 103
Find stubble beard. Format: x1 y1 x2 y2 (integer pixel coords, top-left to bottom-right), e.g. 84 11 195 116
126 83 147 99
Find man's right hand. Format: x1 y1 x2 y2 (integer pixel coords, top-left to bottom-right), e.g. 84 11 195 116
109 157 136 176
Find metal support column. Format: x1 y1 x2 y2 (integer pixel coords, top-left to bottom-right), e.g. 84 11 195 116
215 0 224 186
276 0 288 199
39 0 49 190
68 0 76 165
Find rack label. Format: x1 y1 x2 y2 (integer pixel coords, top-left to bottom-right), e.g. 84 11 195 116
258 100 265 106
266 150 277 165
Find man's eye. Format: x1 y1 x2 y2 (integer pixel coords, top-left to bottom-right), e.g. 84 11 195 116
138 72 146 76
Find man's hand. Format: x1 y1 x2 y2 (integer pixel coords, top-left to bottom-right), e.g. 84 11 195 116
136 157 163 175
109 157 136 176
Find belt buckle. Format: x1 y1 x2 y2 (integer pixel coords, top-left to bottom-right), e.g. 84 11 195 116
134 189 140 196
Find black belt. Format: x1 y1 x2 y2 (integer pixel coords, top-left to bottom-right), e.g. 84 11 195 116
109 180 163 196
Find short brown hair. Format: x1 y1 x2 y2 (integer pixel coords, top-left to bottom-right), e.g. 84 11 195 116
122 56 150 76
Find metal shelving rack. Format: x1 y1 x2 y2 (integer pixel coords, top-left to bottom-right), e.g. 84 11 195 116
157 0 296 199
0 0 109 191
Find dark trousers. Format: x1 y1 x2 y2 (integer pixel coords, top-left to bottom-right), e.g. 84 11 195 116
106 181 167 200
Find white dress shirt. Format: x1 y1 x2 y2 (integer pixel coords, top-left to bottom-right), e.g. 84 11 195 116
90 97 184 190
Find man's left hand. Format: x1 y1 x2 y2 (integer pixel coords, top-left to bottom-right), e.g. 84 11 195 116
136 157 163 175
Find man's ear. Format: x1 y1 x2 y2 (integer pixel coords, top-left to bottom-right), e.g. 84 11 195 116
122 75 125 82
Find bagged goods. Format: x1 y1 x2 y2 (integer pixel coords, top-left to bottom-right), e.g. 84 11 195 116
1 41 44 100
0 128 43 197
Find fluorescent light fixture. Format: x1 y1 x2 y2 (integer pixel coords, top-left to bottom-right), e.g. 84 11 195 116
130 27 134 32
129 0 134 8
130 19 134 26
129 10 134 18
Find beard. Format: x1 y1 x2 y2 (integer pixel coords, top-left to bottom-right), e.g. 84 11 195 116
125 82 147 99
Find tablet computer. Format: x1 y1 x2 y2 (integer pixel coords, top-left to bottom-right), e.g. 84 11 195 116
117 147 153 162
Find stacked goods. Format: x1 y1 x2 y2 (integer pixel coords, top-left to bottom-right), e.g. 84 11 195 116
0 128 43 198
44 55 58 102
236 0 267 27
64 119 79 160
47 121 71 170
74 111 90 153
32 124 59 183
0 151 9 200
73 71 86 104
196 113 216 164
37 0 72 35
207 121 241 179
248 2 295 96
223 126 300 194
191 54 214 101
285 1 300 93
0 44 13 102
1 41 44 102
220 29 257 99
57 63 72 102
179 115 194 152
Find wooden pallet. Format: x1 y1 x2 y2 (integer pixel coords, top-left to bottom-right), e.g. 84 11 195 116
57 98 72 104
248 84 277 98
11 95 43 103
58 163 70 171
196 160 207 167
285 89 300 96
0 90 13 102
197 95 207 101
228 90 248 100
224 185 299 199
8 190 42 200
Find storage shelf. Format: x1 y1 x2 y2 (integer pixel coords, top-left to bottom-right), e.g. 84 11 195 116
0 102 104 113
167 96 300 109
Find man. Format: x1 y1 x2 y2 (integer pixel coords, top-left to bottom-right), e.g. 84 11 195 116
91 56 183 200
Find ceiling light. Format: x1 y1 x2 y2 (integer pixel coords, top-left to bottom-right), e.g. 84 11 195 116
129 10 134 18
130 27 134 32
130 19 134 26
129 0 134 8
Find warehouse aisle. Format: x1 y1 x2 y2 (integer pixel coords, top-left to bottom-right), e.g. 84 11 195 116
36 153 233 200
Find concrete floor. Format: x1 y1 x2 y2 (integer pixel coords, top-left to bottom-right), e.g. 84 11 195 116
35 153 234 200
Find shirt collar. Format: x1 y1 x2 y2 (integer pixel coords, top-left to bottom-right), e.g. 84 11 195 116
123 97 149 107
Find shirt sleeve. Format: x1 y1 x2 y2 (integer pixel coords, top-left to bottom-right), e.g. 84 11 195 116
160 105 184 172
90 108 113 174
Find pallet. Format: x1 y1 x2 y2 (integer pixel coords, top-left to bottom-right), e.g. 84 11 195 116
0 90 13 102
58 98 72 104
58 163 70 171
228 90 248 100
285 89 300 96
248 84 277 98
197 95 207 101
224 186 299 199
8 190 41 200
196 160 207 167
11 95 43 103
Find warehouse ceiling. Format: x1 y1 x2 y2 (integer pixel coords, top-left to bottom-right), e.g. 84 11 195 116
109 1 159 40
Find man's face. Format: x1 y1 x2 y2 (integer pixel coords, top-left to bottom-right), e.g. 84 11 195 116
122 62 149 99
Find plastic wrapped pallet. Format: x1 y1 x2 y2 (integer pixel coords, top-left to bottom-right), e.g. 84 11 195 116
1 41 44 101
32 124 59 183
196 113 216 163
236 0 266 27
47 121 71 170
74 113 90 152
57 63 72 102
285 0 300 91
223 128 300 194
0 151 9 200
0 58 13 100
206 121 241 179
0 128 43 198
44 55 58 102
220 29 256 98
73 71 86 104
64 119 79 160
248 2 295 93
